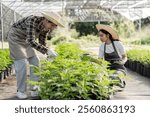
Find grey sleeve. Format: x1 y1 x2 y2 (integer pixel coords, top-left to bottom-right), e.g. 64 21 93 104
116 41 126 56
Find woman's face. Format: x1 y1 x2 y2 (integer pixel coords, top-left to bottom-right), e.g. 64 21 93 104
98 31 109 42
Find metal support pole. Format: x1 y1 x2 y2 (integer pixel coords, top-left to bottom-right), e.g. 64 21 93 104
1 1 4 49
138 19 141 45
62 0 66 16
14 11 16 22
138 19 141 32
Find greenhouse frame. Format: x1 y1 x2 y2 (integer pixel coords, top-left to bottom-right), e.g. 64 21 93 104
0 0 150 47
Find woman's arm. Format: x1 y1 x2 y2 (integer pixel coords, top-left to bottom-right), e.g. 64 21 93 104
122 54 127 64
114 41 127 65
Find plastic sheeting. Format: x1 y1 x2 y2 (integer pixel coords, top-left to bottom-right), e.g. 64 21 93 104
1 0 150 21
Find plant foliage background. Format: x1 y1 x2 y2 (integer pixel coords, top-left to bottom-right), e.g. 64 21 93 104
33 43 116 100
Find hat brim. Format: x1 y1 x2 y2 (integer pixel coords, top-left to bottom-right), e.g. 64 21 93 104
41 12 65 28
96 24 119 40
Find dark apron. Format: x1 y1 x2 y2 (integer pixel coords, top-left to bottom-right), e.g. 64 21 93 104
104 41 126 71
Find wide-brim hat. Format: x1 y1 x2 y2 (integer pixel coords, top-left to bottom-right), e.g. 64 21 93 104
41 11 65 28
96 24 119 40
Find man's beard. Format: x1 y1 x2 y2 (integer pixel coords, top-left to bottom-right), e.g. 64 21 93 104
37 21 47 33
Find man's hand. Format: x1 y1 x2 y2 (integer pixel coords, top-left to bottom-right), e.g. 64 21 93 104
47 49 58 58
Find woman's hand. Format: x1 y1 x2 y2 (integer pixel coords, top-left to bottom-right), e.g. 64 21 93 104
113 60 124 65
114 54 127 65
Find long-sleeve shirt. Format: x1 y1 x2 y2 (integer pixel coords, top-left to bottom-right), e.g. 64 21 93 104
12 15 48 54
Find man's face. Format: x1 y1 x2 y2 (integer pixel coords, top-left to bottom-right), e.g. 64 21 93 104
43 19 57 31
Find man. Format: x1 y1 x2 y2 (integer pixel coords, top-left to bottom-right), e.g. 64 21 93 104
7 11 64 99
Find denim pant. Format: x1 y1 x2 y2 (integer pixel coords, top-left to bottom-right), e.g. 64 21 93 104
14 56 39 93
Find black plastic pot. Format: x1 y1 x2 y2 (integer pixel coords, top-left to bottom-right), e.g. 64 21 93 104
147 67 150 78
145 64 150 78
128 60 132 70
6 67 11 76
3 69 9 79
139 63 144 75
136 62 141 73
129 60 136 71
0 71 4 81
132 61 137 71
143 65 147 77
125 60 129 68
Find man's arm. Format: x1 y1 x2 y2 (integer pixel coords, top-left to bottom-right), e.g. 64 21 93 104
26 17 48 54
38 31 47 46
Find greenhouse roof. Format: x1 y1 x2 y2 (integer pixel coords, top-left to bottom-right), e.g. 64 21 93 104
1 0 150 21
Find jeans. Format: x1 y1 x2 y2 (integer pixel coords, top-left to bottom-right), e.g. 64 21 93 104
14 56 39 93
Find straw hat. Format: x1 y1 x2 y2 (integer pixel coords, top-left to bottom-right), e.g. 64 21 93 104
41 11 65 28
96 24 119 40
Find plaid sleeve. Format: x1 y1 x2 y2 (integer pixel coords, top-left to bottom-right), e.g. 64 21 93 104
38 31 47 46
26 17 48 54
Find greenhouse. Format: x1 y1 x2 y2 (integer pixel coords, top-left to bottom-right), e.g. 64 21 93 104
0 0 150 100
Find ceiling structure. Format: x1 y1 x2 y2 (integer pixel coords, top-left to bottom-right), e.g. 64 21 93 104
1 0 150 22
0 0 149 48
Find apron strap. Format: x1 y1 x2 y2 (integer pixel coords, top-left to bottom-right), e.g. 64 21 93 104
111 41 120 58
104 41 120 59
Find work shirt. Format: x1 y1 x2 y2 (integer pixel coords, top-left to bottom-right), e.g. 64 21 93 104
7 15 49 60
12 15 48 54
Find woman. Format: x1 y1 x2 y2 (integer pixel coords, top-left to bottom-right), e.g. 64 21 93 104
96 24 127 88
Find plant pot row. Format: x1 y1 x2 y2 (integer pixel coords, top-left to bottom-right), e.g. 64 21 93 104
125 60 150 78
0 64 14 81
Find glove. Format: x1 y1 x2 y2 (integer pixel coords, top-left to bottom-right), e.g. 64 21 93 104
47 49 58 58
